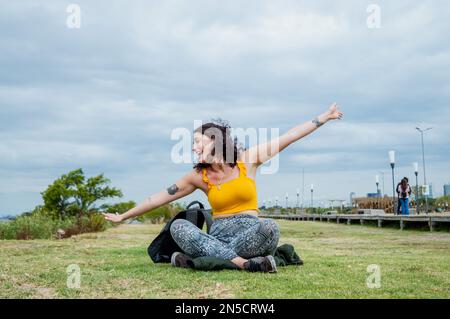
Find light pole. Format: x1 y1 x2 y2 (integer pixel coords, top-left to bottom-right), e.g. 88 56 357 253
416 127 432 214
310 184 314 211
414 162 419 215
375 174 380 210
378 171 385 196
375 175 380 196
389 151 396 215
296 188 300 211
285 193 288 209
301 168 305 211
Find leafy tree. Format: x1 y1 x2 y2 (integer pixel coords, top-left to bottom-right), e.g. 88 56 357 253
41 169 123 218
101 201 136 215
74 173 123 213
41 169 82 218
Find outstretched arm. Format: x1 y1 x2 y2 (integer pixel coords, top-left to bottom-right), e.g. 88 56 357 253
244 103 343 166
103 171 197 223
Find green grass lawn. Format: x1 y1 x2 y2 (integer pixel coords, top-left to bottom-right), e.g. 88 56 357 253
1 220 449 298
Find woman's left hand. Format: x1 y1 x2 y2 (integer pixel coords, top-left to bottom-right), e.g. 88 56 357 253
103 212 124 223
327 102 344 121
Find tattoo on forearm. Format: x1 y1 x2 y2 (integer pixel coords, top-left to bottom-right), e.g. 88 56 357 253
312 117 323 128
167 184 179 195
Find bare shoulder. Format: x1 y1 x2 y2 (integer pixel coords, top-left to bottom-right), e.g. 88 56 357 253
188 168 206 187
238 151 258 179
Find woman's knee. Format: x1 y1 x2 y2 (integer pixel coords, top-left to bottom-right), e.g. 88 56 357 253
260 219 280 241
262 219 280 253
170 219 192 238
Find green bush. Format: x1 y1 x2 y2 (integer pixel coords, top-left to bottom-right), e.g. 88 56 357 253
0 212 111 240
0 215 67 240
63 213 110 237
0 200 185 240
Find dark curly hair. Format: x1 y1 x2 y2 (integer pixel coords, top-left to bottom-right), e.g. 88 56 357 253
193 119 244 171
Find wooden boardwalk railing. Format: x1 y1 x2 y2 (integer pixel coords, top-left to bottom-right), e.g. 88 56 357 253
259 213 450 231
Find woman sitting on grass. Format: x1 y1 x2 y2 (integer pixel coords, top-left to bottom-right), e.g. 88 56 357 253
104 103 343 273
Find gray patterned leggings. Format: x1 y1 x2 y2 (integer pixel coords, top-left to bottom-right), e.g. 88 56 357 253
170 214 280 260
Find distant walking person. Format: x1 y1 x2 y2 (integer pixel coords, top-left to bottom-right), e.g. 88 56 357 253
396 177 409 215
395 180 402 215
397 178 412 215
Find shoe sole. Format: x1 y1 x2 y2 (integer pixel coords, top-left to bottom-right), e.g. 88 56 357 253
266 255 278 273
171 252 182 267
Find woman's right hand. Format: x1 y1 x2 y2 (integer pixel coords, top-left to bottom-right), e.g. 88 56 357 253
102 212 124 223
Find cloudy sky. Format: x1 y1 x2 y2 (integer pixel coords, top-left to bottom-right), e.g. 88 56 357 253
1 0 449 215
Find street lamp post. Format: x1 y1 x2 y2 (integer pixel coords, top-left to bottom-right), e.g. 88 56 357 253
301 169 305 211
414 162 419 215
375 174 380 210
416 127 432 214
389 151 396 215
310 184 314 211
375 175 380 196
378 171 385 196
285 193 288 210
296 188 300 212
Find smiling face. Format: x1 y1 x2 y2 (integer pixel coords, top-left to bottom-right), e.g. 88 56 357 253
193 122 238 166
192 132 215 163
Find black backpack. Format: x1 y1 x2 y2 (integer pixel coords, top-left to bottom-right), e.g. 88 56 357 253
147 201 213 263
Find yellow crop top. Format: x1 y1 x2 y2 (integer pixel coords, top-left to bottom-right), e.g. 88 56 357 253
202 161 260 217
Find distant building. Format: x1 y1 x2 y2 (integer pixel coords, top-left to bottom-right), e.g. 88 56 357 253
349 192 356 207
427 184 434 199
444 184 450 196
